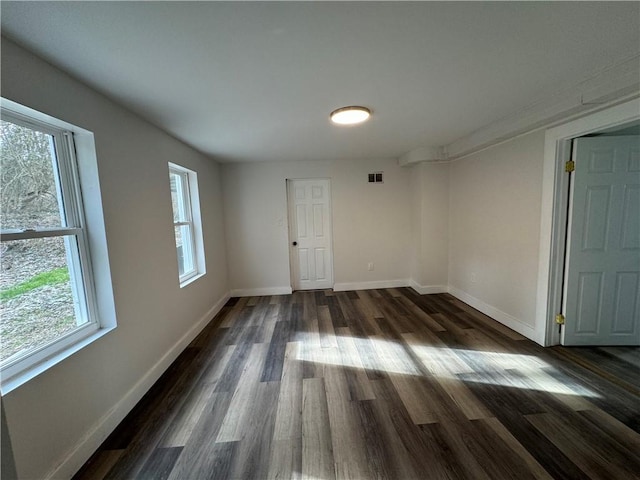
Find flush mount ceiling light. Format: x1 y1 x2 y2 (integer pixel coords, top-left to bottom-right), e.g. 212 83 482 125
330 106 371 125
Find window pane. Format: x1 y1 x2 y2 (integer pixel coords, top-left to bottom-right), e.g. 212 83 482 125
169 171 188 222
0 120 65 230
174 224 195 277
0 236 87 363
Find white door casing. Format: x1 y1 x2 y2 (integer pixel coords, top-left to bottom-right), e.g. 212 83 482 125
562 136 640 346
287 179 334 290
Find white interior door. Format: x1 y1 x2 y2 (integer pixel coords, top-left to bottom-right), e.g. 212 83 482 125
562 135 640 345
287 179 334 290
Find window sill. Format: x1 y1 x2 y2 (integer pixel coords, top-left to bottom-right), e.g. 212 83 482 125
180 271 206 289
1 325 116 395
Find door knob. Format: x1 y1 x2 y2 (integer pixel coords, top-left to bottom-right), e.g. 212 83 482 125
292 241 298 246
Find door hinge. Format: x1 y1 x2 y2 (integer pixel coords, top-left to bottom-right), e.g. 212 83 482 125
555 313 565 325
565 160 575 173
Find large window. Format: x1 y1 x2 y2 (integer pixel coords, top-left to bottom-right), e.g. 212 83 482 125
168 163 205 286
0 108 100 383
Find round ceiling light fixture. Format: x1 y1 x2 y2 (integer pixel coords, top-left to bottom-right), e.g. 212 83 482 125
330 106 371 125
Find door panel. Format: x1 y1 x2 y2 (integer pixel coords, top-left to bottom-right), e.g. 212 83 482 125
613 272 639 333
563 136 640 345
621 185 640 249
581 186 610 250
298 249 310 281
288 179 333 290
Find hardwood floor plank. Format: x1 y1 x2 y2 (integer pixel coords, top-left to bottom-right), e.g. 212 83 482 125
226 381 280 479
137 447 183 480
324 365 371 479
170 441 237 480
200 343 237 385
369 379 458 479
479 416 554 480
214 341 255 394
599 346 640 368
493 412 591 480
76 290 640 480
216 342 270 442
507 367 595 414
301 317 323 379
543 353 640 432
272 342 303 441
402 332 491 420
326 296 347 329
420 421 494 480
526 412 640 480
398 296 446 332
256 304 281 344
159 383 216 447
354 400 398 480
261 320 291 382
578 408 640 452
355 289 383 320
350 335 388 381
465 420 541 480
369 335 438 425
550 346 640 396
267 439 302 480
220 297 249 328
302 291 318 322
449 297 527 341
317 305 338 349
102 347 204 478
334 327 376 401
314 290 329 306
166 392 233 480
73 450 123 480
301 378 335 480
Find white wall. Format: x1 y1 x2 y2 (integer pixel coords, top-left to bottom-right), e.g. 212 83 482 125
1 38 229 479
222 158 412 293
448 130 545 337
410 162 449 291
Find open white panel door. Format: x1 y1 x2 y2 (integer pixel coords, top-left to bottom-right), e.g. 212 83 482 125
562 135 640 346
287 179 333 291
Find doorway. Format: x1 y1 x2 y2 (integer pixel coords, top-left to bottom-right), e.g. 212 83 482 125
561 134 640 345
538 98 640 346
286 178 334 291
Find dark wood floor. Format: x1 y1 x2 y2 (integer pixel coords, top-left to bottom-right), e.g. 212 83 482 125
74 289 640 480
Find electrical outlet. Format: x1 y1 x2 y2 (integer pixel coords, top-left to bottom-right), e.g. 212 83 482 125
470 273 477 283
368 262 374 271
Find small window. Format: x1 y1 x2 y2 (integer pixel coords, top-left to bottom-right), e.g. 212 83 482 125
0 107 100 382
168 163 205 286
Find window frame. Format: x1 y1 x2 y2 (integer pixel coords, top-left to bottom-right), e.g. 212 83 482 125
0 105 104 389
168 162 205 287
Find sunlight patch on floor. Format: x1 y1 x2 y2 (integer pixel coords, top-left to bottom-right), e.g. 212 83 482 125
295 334 600 398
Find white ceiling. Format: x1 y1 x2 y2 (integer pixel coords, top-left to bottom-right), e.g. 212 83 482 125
1 2 639 163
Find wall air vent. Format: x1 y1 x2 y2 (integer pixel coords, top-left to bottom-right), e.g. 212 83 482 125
368 172 384 184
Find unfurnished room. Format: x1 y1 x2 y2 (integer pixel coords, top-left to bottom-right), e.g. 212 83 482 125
0 2 639 479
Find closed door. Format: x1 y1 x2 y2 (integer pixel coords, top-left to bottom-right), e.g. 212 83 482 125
287 179 333 290
562 136 640 345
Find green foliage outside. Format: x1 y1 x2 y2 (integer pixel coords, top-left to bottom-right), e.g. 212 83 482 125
0 267 70 301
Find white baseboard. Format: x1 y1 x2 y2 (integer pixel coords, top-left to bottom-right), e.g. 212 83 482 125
409 280 449 295
333 279 410 292
230 286 292 297
447 286 537 340
46 292 231 480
